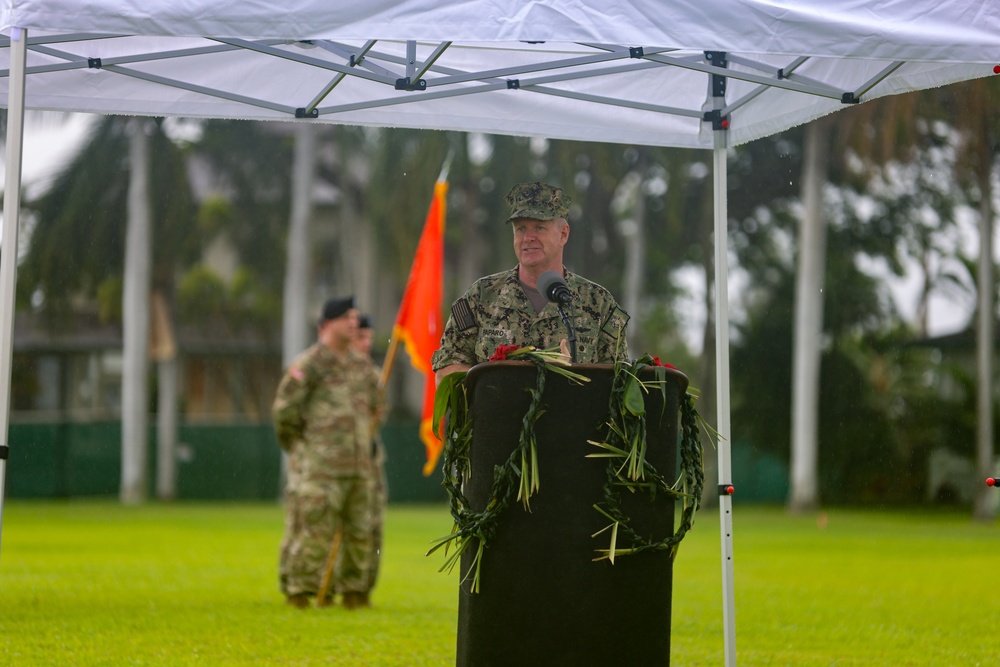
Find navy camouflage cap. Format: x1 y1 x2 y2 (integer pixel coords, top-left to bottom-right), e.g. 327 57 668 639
504 182 571 223
320 295 355 323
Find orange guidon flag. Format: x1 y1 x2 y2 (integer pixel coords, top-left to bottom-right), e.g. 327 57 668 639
393 179 447 476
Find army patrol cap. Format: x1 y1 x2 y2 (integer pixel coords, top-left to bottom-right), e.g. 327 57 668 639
319 295 356 323
504 182 571 223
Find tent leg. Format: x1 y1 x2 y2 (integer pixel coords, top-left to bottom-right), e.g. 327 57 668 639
713 138 737 665
0 26 28 559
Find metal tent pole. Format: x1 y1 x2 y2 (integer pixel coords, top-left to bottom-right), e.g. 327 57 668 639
0 26 28 559
714 125 737 666
704 48 737 667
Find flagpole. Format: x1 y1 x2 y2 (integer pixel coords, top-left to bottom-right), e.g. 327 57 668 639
378 337 401 390
378 150 453 392
437 150 454 184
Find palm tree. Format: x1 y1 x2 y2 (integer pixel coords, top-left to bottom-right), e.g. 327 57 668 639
831 81 998 519
788 115 832 512
19 115 198 503
785 89 960 511
941 77 1000 521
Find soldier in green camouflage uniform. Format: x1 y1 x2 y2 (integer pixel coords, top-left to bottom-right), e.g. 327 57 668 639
273 296 383 610
352 314 389 599
432 182 629 378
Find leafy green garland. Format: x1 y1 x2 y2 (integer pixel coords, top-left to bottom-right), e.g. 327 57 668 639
589 353 706 562
426 348 705 591
426 346 588 592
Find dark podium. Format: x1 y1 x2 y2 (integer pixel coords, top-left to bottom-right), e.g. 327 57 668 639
456 361 688 667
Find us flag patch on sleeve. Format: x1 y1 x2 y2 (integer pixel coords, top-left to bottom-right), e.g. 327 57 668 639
451 298 476 331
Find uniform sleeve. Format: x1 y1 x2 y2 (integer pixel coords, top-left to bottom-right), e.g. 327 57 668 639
371 365 388 425
272 361 314 451
597 301 631 363
431 291 480 371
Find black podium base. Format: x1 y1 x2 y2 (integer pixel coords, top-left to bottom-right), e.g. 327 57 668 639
456 362 686 667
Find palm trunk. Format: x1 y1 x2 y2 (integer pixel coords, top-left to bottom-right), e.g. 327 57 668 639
621 175 646 353
916 247 931 338
151 290 178 500
282 123 317 367
788 119 829 513
121 119 153 505
973 162 996 521
156 357 179 500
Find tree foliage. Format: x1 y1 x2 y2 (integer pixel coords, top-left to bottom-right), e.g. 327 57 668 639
18 117 196 321
13 81 999 505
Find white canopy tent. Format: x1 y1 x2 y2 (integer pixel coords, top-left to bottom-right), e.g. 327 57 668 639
0 2 997 146
1 2 998 664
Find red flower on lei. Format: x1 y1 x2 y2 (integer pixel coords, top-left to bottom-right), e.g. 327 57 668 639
489 344 521 361
650 355 678 370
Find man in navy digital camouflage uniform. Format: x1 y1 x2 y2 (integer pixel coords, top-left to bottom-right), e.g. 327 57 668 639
432 182 630 381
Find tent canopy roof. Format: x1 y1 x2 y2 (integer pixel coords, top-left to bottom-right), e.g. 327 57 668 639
1 1 999 148
6 0 1000 61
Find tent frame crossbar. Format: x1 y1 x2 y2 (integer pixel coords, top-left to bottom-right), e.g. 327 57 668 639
398 43 664 86
28 46 299 114
214 36 670 89
851 60 905 99
36 39 288 69
302 71 348 114
315 40 387 76
312 61 704 118
722 54 904 116
0 38 286 78
646 51 852 100
722 55 826 116
0 31 122 46
0 34 884 125
106 64 300 115
410 40 451 82
211 37 399 86
527 83 702 118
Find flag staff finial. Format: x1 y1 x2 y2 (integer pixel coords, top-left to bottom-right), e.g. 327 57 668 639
438 149 455 183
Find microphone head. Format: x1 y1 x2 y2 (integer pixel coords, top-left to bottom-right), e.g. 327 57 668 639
537 270 571 304
537 270 565 302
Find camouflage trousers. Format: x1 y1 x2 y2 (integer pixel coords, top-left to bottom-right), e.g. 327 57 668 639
365 456 388 594
279 476 372 597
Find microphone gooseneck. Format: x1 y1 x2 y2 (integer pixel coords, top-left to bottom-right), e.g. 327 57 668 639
536 270 577 362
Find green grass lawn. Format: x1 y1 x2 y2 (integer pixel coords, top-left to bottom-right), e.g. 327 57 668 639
0 501 996 666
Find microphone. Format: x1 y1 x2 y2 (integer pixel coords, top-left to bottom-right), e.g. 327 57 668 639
536 270 577 362
537 270 572 305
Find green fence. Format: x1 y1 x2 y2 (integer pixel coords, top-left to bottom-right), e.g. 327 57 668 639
730 442 789 502
6 421 788 503
5 419 447 503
